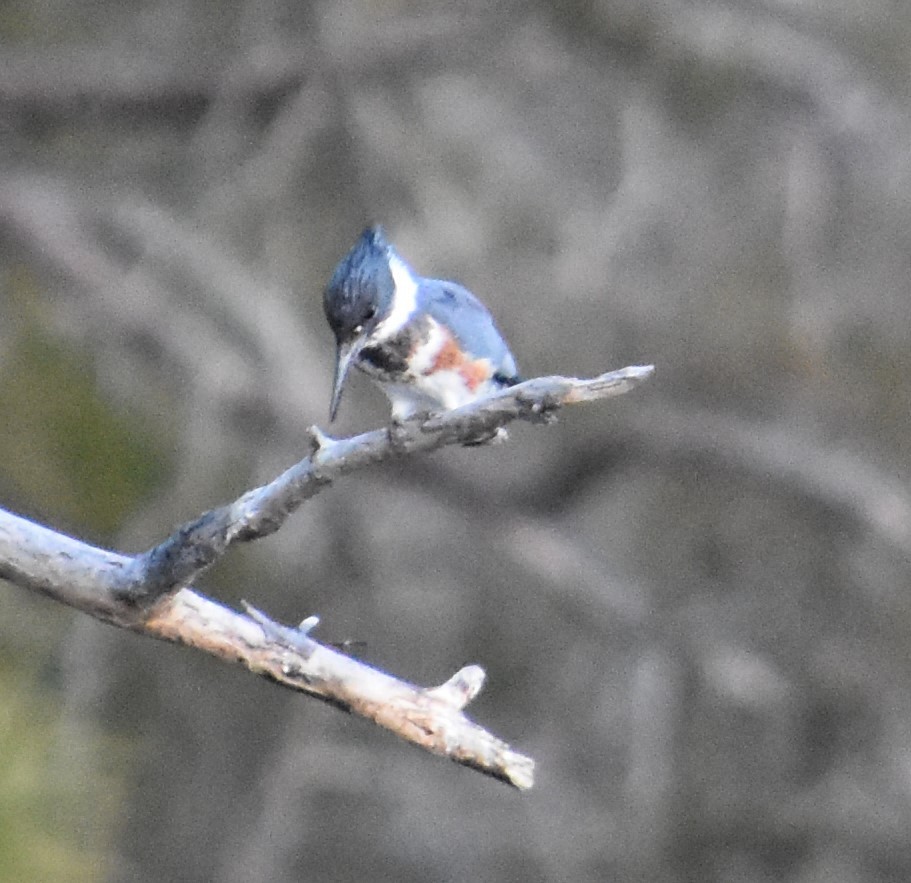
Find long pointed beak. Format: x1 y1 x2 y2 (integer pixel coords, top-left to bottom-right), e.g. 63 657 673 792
329 337 365 422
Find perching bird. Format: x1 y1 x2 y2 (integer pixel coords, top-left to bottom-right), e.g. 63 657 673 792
323 226 520 422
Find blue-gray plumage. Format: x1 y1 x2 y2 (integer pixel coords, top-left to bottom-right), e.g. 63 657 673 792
323 227 520 421
419 279 519 382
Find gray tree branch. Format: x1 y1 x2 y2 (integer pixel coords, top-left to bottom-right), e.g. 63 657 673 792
0 364 653 788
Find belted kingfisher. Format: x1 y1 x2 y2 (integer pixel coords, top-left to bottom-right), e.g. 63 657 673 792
323 226 520 422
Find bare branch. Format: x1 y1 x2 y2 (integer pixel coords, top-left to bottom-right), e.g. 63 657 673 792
0 365 653 788
132 365 655 600
144 594 534 789
0 505 535 786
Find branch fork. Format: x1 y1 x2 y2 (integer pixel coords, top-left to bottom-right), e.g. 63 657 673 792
0 365 654 789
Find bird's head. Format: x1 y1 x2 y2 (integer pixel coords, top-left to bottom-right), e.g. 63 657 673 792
323 226 396 420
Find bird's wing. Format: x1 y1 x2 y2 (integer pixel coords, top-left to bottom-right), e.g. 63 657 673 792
418 279 519 381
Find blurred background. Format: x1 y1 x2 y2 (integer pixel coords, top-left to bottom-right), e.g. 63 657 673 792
1 1 911 880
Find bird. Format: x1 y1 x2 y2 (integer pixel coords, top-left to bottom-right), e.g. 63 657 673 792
323 226 520 424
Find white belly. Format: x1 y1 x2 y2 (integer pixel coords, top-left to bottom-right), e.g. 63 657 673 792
378 372 496 420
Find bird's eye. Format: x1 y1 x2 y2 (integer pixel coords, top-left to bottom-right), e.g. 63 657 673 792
365 306 377 320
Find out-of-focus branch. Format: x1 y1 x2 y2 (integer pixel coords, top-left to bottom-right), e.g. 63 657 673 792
655 4 909 154
0 47 305 108
0 364 653 788
552 400 911 561
0 176 264 413
0 15 475 112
